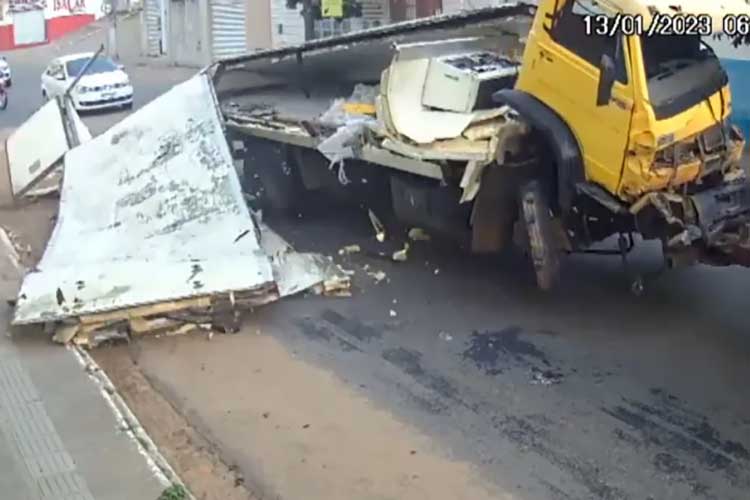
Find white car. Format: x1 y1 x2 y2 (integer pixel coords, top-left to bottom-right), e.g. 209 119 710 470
0 56 10 87
41 52 133 111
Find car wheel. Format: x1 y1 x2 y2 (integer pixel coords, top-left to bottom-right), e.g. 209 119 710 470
6 79 10 87
123 102 133 110
42 89 48 101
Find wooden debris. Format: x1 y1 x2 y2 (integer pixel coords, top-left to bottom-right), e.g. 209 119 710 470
338 244 361 256
48 292 251 347
52 324 80 344
79 297 212 324
392 243 410 262
408 228 431 241
321 275 353 297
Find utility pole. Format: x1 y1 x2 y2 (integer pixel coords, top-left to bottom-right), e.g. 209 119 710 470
301 0 315 41
105 0 119 60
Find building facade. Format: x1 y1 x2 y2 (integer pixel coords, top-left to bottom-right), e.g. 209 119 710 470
0 0 106 50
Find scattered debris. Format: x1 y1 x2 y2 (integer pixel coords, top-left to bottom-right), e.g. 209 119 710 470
368 209 386 242
368 270 387 284
318 273 353 297
408 228 431 241
10 74 352 348
530 368 564 386
1 226 31 262
392 243 410 262
338 244 361 256
439 331 453 341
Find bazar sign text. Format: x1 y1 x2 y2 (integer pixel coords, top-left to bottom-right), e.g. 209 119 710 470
53 0 86 12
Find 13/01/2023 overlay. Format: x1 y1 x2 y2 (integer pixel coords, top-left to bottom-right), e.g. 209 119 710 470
583 14 713 37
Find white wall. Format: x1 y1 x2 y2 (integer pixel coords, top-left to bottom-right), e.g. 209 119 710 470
270 0 304 47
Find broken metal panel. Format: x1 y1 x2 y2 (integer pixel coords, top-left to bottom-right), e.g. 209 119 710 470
382 55 477 144
6 99 70 198
259 222 349 298
13 74 275 325
379 37 522 144
5 97 91 200
382 137 491 161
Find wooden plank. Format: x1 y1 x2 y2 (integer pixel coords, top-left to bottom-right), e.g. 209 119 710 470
79 297 212 325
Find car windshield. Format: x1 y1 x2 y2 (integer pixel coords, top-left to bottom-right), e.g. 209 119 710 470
641 34 727 120
65 57 117 78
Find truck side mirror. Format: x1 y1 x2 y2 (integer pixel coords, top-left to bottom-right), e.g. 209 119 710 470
596 54 616 106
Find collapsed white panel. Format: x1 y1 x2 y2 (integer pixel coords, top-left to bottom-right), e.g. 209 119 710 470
6 99 70 197
13 74 275 324
23 100 93 198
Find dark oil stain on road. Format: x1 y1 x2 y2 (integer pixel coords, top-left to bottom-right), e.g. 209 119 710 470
462 326 553 376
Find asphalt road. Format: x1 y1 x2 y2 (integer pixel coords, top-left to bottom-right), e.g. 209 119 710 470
244 200 750 500
4 22 750 500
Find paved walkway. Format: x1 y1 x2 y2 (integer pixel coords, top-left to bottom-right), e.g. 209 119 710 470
0 236 166 500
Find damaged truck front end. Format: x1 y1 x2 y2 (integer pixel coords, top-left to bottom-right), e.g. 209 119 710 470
627 120 750 270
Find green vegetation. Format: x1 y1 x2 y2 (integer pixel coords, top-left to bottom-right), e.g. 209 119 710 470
157 484 187 500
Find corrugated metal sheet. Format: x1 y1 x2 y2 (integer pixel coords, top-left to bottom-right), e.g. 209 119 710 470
145 0 162 56
12 74 276 325
210 0 248 60
270 0 305 47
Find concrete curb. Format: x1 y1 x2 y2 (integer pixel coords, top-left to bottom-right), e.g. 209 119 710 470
70 346 196 500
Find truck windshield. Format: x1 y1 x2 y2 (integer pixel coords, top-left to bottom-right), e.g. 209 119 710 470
641 34 727 120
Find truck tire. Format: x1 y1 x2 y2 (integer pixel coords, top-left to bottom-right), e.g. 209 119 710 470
243 139 302 213
519 179 561 290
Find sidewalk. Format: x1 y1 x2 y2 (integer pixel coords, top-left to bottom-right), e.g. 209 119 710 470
0 234 169 500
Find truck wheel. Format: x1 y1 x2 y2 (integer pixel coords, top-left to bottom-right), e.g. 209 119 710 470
518 179 561 291
243 140 302 213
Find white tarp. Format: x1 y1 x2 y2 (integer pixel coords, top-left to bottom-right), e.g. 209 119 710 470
12 74 276 324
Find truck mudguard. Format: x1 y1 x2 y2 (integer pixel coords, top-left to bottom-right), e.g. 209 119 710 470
492 88 584 212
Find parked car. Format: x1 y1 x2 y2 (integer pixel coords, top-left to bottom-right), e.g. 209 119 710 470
41 53 133 111
0 81 7 111
0 56 11 87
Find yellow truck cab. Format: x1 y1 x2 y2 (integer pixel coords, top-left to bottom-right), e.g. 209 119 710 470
493 0 750 290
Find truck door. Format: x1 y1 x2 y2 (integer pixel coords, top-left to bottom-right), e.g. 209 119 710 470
532 0 634 194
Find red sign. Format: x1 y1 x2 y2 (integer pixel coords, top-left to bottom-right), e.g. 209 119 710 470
53 0 85 12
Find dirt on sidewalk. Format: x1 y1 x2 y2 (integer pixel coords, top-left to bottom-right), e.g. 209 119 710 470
94 333 511 500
